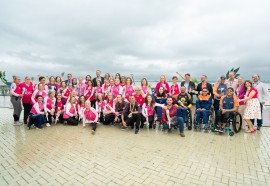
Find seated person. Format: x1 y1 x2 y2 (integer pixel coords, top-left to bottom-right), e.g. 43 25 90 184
114 94 128 124
175 86 192 123
154 86 167 120
27 95 46 129
195 88 212 130
103 93 116 125
162 96 185 137
82 100 98 134
63 96 79 126
214 87 239 133
55 93 65 124
121 95 141 134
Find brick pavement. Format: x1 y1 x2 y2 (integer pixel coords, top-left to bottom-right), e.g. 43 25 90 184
0 108 270 186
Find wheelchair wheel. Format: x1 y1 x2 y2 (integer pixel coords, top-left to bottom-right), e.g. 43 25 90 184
186 109 192 130
232 112 242 133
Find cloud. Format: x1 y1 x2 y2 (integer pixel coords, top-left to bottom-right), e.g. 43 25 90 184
0 0 270 82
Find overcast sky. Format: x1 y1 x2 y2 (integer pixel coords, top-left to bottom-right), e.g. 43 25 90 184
0 0 269 82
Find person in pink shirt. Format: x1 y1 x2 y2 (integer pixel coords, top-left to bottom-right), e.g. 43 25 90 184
84 75 91 85
47 76 57 92
120 76 126 87
112 78 123 99
62 83 73 102
115 73 121 80
20 76 34 124
77 77 86 97
142 94 164 128
95 80 103 95
63 96 78 126
55 93 65 124
104 73 110 81
78 95 86 120
170 76 180 102
57 81 66 95
134 87 145 107
239 80 261 133
103 93 115 125
95 93 105 122
31 83 47 105
44 91 56 126
55 76 62 93
84 80 95 106
141 78 152 98
10 76 23 125
38 76 49 93
82 100 98 134
27 95 46 129
155 75 170 95
124 77 135 101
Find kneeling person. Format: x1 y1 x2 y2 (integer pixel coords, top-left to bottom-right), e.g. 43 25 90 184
27 95 46 129
162 96 185 137
82 100 98 134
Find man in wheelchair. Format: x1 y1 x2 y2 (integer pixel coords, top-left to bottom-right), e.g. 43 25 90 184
195 87 212 130
175 86 192 124
162 96 185 137
214 87 239 133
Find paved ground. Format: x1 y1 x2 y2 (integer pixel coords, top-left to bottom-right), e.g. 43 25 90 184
1 108 270 186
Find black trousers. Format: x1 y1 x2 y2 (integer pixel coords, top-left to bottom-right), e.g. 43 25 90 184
124 113 141 130
23 103 32 123
65 117 78 126
215 110 232 125
46 112 54 124
91 123 97 131
103 113 115 125
141 115 155 128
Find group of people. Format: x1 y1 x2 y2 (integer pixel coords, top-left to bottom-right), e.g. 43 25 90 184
9 70 268 136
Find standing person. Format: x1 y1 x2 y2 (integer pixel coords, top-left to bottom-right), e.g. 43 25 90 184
44 91 56 127
57 81 66 95
62 83 73 102
77 77 86 97
213 76 227 115
115 73 121 80
181 73 196 94
72 78 78 91
63 96 79 126
10 76 23 125
112 78 123 98
55 76 62 93
162 96 185 137
95 93 105 122
31 83 47 104
102 78 111 100
120 76 126 87
104 73 110 81
95 80 103 95
124 77 135 101
225 71 238 91
103 93 115 125
47 76 57 92
27 95 46 129
141 78 151 97
55 93 65 124
155 75 170 94
20 76 34 124
82 100 98 134
85 75 92 85
236 77 246 127
171 76 180 101
239 80 261 133
65 73 73 85
251 74 269 130
84 80 95 107
121 95 142 134
93 70 104 87
37 76 49 93
196 75 213 98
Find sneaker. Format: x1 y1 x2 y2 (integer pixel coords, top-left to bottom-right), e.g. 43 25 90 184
13 121 22 126
121 126 128 130
219 128 224 133
214 127 220 132
180 133 185 137
204 125 210 131
135 129 139 134
46 123 51 127
91 130 95 134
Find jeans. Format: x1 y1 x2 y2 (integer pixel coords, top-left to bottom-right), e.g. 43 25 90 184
177 108 187 123
251 103 263 127
28 113 46 128
163 117 184 133
23 103 32 123
196 110 210 126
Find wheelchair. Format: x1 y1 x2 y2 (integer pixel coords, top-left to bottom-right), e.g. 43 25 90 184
193 109 214 131
212 111 242 136
177 108 192 130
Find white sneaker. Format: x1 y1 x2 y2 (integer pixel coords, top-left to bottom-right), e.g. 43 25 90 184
13 121 22 126
46 123 51 127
